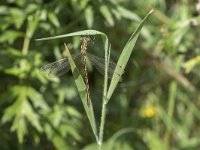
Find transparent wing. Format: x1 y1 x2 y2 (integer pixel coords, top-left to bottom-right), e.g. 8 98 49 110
40 53 82 78
87 53 122 79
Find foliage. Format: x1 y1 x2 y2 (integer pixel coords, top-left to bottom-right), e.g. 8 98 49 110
0 0 200 150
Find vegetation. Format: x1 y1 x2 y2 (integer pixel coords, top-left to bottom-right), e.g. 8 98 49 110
0 0 200 150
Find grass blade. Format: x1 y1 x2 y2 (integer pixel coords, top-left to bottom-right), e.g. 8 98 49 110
106 9 154 101
36 30 104 41
64 43 98 142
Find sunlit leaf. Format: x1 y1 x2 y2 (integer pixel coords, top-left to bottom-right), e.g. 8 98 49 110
27 86 50 111
2 86 43 143
117 6 141 21
48 12 60 28
85 6 94 28
100 5 114 26
11 116 27 143
183 55 200 73
0 30 24 43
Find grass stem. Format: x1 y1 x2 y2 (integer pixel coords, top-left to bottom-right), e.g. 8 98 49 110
98 100 107 148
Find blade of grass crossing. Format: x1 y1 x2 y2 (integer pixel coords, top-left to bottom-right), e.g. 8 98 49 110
106 9 154 101
36 30 103 41
64 43 98 142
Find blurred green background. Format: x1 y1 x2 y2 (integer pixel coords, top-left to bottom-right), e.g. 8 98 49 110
1 0 200 150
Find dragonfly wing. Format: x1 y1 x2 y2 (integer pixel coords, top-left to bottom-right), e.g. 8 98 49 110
87 53 120 79
40 58 70 77
40 53 82 78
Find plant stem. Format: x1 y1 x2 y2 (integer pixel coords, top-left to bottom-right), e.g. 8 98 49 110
22 31 30 56
98 38 110 147
165 81 177 146
98 100 107 147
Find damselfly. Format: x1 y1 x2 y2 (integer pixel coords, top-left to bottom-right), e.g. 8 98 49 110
40 36 121 106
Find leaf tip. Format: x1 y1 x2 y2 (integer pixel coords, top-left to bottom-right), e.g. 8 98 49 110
149 9 154 14
35 38 40 41
64 43 70 55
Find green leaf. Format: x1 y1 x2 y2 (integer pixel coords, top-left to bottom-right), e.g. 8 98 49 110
36 29 104 41
52 134 70 150
11 116 27 144
2 86 27 143
106 9 154 101
48 12 60 28
100 5 114 26
27 15 39 38
117 6 141 21
85 6 94 28
0 6 9 15
2 86 43 143
183 55 200 73
5 67 22 76
80 0 89 8
7 48 23 57
0 30 24 43
111 8 122 20
106 128 136 150
9 7 25 28
21 97 43 132
27 86 50 111
65 106 82 119
145 131 168 150
1 89 25 123
64 43 98 142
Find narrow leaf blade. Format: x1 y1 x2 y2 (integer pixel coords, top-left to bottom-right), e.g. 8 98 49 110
107 10 154 101
36 30 104 41
64 43 98 142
